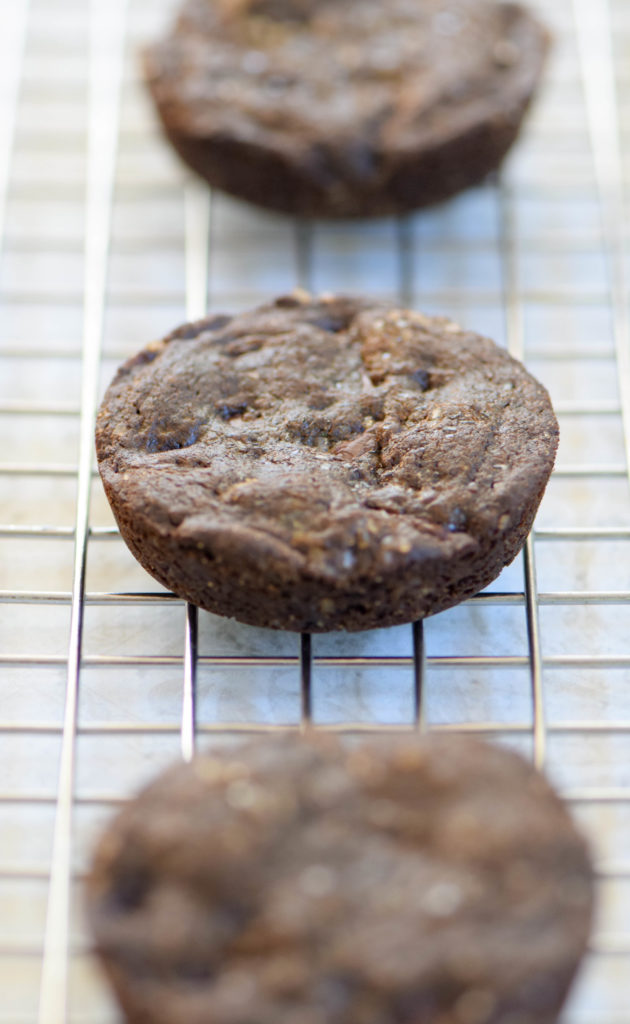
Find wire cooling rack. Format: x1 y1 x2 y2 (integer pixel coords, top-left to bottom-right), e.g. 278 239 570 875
1 0 630 1021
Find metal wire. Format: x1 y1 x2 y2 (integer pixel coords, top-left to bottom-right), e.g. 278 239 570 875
0 0 29 245
300 633 313 728
396 219 427 732
499 182 547 768
573 0 630 480
37 3 129 1021
293 219 316 730
411 620 426 731
181 601 198 764
180 179 212 762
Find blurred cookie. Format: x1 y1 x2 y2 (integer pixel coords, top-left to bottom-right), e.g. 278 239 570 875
143 0 549 217
87 733 593 1024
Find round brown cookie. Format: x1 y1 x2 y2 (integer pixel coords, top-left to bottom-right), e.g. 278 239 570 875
87 733 593 1024
143 0 550 218
95 293 558 632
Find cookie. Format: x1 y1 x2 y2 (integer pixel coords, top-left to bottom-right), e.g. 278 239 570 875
95 294 558 632
143 0 549 218
87 733 593 1024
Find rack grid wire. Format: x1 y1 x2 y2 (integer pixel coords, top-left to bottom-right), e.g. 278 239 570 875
1 0 630 1021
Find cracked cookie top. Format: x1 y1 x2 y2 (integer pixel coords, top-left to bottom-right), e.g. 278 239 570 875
95 293 557 630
